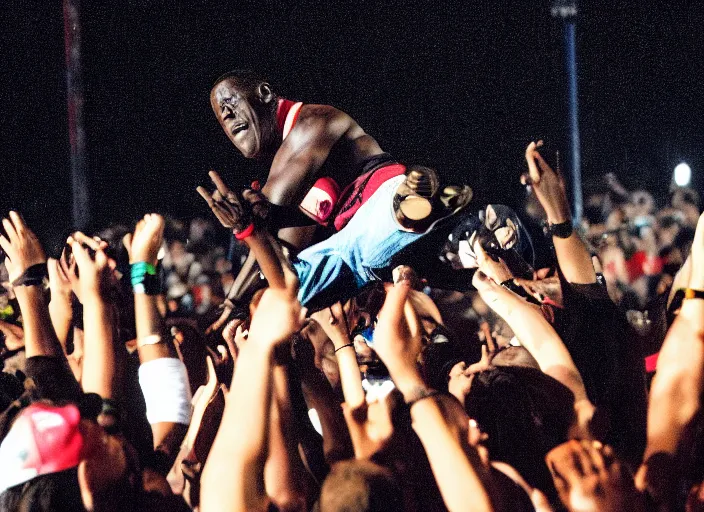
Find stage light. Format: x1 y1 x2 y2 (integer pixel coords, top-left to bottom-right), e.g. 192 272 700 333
674 162 691 187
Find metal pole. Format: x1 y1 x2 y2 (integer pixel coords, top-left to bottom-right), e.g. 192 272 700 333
63 0 90 230
552 1 582 224
565 21 582 223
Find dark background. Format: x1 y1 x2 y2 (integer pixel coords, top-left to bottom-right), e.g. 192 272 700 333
2 1 703 248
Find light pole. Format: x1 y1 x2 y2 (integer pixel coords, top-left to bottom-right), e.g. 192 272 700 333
63 0 90 230
552 0 582 224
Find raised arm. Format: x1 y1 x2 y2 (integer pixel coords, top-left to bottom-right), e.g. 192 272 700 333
201 286 303 512
198 171 292 291
311 302 365 409
525 141 596 285
473 244 594 434
0 212 62 359
373 279 494 512
636 212 704 505
126 214 191 466
70 241 119 400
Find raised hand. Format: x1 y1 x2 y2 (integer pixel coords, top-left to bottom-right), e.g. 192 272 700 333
0 211 46 284
465 326 498 375
247 287 304 349
222 317 247 355
547 440 645 512
310 301 351 349
473 238 513 284
47 258 73 305
372 277 423 389
0 320 24 352
70 242 112 300
524 141 571 225
124 214 165 264
54 232 112 304
197 171 254 234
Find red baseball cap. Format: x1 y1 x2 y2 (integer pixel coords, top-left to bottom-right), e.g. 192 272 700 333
0 403 85 494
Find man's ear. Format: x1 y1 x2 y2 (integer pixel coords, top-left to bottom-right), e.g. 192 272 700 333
257 83 274 105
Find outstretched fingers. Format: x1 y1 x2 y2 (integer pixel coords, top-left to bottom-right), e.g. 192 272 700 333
209 171 233 199
524 140 544 185
197 186 215 207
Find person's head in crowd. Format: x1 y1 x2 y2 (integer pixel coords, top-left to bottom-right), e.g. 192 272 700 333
465 366 576 495
657 211 684 248
630 190 655 218
670 186 700 210
0 399 140 511
318 459 404 512
210 69 279 159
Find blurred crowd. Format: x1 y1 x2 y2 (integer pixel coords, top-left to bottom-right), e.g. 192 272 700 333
0 149 702 511
1 69 703 512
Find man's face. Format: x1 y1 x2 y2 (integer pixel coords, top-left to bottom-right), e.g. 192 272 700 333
211 80 267 158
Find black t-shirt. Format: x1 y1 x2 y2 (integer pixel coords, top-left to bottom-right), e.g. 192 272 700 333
551 276 648 465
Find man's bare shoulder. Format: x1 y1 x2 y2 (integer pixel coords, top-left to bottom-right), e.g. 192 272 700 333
294 103 357 134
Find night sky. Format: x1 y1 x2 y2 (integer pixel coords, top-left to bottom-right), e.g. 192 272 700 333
2 1 703 248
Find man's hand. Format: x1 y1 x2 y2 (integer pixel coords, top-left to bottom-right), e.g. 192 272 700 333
547 440 645 512
372 278 423 392
473 238 513 284
47 258 74 306
310 302 351 348
0 211 46 283
197 171 254 233
0 320 24 352
524 141 571 225
124 214 165 265
247 287 305 349
70 242 112 300
222 318 248 360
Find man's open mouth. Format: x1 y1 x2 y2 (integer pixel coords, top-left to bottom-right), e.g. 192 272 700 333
230 122 248 135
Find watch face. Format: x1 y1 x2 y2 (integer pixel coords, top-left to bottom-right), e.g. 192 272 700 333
550 221 573 238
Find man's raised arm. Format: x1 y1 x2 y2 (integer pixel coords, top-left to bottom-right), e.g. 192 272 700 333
524 141 596 285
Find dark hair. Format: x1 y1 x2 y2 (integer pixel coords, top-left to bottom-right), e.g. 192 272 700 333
0 469 84 511
422 337 464 393
465 366 575 497
212 69 271 93
673 225 696 257
319 459 404 512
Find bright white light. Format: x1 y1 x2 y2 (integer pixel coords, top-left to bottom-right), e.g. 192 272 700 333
674 162 692 187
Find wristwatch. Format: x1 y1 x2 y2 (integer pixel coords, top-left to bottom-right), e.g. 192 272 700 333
684 288 704 300
546 220 573 239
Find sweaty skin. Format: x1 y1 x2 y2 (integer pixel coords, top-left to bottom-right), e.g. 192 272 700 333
211 79 384 244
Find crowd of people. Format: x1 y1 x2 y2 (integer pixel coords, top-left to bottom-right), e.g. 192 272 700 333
0 70 703 511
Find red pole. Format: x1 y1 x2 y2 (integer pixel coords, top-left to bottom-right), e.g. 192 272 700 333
63 0 90 230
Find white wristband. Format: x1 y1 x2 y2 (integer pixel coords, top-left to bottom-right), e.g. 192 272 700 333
138 358 192 425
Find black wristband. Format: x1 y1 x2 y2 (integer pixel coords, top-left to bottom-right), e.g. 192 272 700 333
547 220 573 239
11 263 48 288
334 342 355 354
500 279 523 295
405 388 441 407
